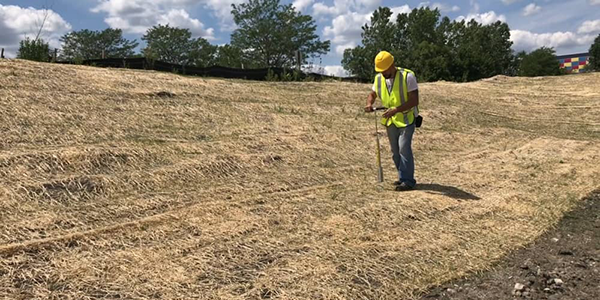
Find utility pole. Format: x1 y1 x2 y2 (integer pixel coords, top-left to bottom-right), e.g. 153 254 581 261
295 50 301 72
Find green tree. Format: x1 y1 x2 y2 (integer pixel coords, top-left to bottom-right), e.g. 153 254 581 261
342 7 514 82
589 34 600 71
518 47 561 77
142 24 215 67
17 38 50 62
342 7 395 80
230 0 330 68
507 50 527 76
404 9 452 82
215 44 246 68
342 46 374 80
142 24 193 65
363 7 400 55
190 38 218 67
60 28 138 61
446 19 513 81
343 7 452 82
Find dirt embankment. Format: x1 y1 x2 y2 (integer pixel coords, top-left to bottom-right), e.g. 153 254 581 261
1 60 599 299
423 190 599 300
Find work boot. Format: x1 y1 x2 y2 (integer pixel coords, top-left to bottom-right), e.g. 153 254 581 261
395 182 414 191
393 180 401 186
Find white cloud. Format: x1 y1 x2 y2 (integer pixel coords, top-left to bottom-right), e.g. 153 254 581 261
293 0 314 12
590 0 600 5
0 19 19 46
202 0 245 31
323 65 349 77
390 5 412 20
522 3 541 16
0 4 72 57
578 19 600 34
502 0 521 4
322 5 411 57
313 2 338 17
91 0 215 39
510 29 596 53
419 2 460 12
435 3 461 12
323 12 370 45
456 11 506 25
312 0 382 17
323 11 371 55
335 43 356 56
469 0 480 13
158 9 215 39
302 64 350 77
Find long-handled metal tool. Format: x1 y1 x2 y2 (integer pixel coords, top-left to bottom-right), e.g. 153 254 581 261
372 107 387 183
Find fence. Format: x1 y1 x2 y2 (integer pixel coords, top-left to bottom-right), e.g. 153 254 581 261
55 57 369 83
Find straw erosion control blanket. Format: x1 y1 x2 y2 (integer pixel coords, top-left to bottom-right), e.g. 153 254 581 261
0 59 599 300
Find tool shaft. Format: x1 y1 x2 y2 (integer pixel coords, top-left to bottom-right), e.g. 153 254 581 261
375 111 384 183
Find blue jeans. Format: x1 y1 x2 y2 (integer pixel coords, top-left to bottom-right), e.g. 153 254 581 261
386 124 416 187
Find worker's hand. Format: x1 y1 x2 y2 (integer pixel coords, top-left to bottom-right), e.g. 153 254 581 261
364 105 374 112
382 108 397 119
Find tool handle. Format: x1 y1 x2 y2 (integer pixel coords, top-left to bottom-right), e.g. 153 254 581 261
371 107 386 112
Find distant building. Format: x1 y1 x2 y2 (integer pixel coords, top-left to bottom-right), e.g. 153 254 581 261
556 53 590 73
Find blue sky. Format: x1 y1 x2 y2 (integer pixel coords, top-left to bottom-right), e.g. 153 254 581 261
1 0 599 76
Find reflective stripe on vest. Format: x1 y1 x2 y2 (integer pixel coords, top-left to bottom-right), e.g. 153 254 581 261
377 74 382 103
398 68 409 125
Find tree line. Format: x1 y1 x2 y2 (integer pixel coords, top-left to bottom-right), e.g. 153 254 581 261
17 0 329 71
342 7 600 81
15 2 600 81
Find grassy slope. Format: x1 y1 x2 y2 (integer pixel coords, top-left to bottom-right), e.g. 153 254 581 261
1 60 599 299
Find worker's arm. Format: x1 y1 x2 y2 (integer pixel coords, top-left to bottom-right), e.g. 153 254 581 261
382 89 419 118
365 90 377 112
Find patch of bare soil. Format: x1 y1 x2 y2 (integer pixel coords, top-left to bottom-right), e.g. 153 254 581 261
422 190 599 300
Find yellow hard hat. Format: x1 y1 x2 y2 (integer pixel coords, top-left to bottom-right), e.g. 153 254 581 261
374 51 394 72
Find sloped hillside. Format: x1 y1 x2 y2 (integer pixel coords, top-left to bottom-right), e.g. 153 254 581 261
0 59 599 299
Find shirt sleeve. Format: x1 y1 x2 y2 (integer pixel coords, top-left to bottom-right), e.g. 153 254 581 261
407 73 418 92
372 82 377 93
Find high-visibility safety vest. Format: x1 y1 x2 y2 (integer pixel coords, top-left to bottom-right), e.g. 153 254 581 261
374 67 418 127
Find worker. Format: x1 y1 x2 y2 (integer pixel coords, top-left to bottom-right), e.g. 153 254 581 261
365 51 420 191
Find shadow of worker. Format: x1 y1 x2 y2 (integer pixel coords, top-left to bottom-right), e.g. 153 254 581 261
416 183 481 201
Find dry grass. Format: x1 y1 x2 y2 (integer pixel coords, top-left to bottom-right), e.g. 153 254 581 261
0 59 599 300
